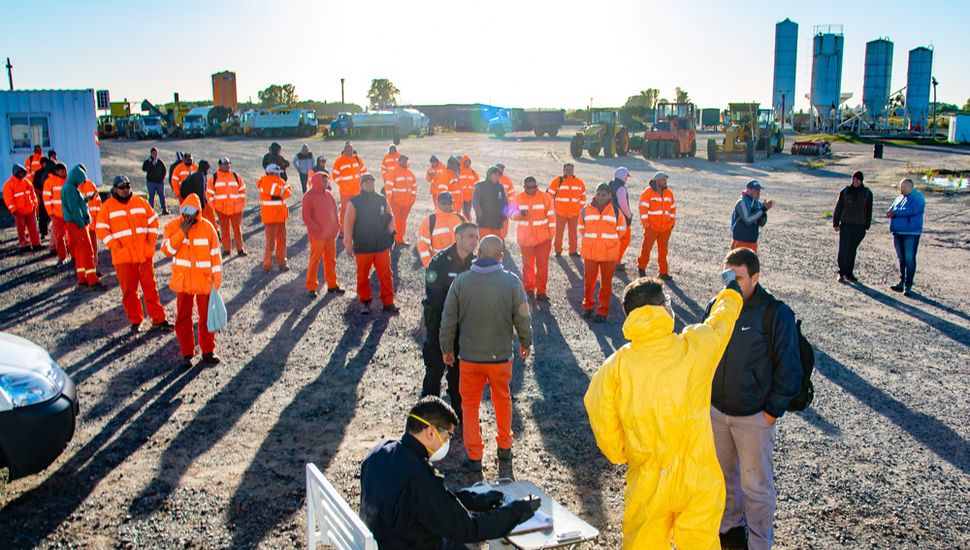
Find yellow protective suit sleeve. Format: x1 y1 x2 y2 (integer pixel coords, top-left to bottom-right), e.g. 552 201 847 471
682 287 743 379
584 353 627 465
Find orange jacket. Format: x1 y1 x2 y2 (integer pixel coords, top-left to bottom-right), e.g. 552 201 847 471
332 153 368 197
96 194 159 265
381 152 400 182
547 175 586 218
79 179 102 229
170 162 197 200
43 174 65 218
161 194 223 294
25 153 43 178
384 165 417 206
639 185 677 232
3 175 38 215
426 162 445 185
257 174 293 224
458 158 479 203
512 190 556 248
206 171 247 215
416 209 465 267
500 175 516 204
579 201 627 263
432 169 462 212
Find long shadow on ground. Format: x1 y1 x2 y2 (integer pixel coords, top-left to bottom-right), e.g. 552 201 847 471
852 283 969 347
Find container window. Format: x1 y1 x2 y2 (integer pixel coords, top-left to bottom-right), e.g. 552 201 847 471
8 114 51 151
10 116 30 149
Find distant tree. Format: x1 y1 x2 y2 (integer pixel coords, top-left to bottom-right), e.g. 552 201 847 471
675 87 690 104
367 79 400 110
624 88 659 109
963 97 970 111
258 84 298 107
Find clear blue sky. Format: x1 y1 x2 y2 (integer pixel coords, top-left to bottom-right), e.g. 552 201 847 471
4 0 967 111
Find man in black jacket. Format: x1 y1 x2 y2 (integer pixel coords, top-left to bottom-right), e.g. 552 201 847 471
708 247 801 550
344 174 397 314
360 396 538 549
261 142 290 181
32 150 57 239
142 147 169 214
833 170 873 283
471 166 509 240
421 222 479 422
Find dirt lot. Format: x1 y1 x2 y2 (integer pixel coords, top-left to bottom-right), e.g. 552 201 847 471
1 132 968 549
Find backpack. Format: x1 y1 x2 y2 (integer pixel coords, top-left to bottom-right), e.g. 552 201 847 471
764 297 815 411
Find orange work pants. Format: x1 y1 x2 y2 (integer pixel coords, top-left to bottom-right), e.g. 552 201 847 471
217 212 244 252
583 259 615 316
617 225 631 263
554 214 579 254
306 239 338 291
520 239 552 294
730 239 758 252
355 250 394 305
175 292 214 357
202 204 217 233
459 359 513 460
14 213 40 247
479 222 508 241
88 226 98 270
339 194 353 231
115 261 167 325
637 227 672 275
50 216 68 260
262 223 287 269
390 200 414 244
66 222 98 285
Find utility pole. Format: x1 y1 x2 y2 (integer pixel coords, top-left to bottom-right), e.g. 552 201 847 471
5 58 13 90
931 76 938 136
340 78 345 105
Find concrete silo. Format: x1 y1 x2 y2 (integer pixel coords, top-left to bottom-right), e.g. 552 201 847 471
862 39 893 125
810 25 844 130
906 46 933 132
772 18 798 126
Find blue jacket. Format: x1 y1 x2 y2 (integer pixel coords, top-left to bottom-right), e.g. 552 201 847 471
731 194 768 243
707 284 802 418
889 189 925 235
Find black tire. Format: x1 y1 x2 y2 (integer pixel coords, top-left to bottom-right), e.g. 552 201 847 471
589 141 601 158
642 140 652 160
707 138 717 162
617 130 630 156
570 134 584 159
548 128 559 137
689 138 697 157
745 140 755 163
774 131 784 154
603 135 615 158
493 126 506 138
534 128 544 138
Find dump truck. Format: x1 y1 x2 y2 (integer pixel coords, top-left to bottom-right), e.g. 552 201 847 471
642 103 697 159
707 103 784 163
182 106 214 138
488 108 566 138
242 106 318 138
127 115 164 139
570 109 630 159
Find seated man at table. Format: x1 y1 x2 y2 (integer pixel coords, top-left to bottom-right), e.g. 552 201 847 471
360 396 539 549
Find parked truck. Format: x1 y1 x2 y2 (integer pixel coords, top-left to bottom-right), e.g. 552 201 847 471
242 106 318 138
329 108 428 142
488 108 565 137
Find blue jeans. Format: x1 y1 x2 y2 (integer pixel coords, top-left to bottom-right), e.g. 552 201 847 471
147 181 166 211
892 233 920 288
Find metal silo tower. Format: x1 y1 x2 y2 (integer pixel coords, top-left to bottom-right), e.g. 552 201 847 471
863 39 893 126
811 25 844 131
906 46 933 133
772 18 798 127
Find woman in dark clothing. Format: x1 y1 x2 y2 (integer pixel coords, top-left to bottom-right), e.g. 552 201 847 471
833 170 873 283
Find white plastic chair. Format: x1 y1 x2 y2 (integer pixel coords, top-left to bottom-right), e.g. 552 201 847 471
306 463 377 550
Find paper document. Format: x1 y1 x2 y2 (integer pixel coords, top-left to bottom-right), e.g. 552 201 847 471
510 510 553 535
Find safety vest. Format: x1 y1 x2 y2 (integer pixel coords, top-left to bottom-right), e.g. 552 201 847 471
416 209 465 267
579 202 626 262
513 190 556 248
426 163 445 187
432 169 461 211
170 163 197 200
43 174 65 218
161 194 223 295
79 179 102 229
96 195 159 265
458 164 479 203
384 165 417 206
547 175 586 218
25 153 43 178
206 171 247 215
639 186 677 232
500 175 516 204
3 175 38 215
381 152 400 182
256 174 292 224
332 154 367 197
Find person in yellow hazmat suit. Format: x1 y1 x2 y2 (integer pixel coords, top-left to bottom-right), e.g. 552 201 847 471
584 271 743 549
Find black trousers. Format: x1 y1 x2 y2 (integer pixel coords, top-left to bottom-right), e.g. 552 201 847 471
35 187 49 238
837 224 867 276
421 333 462 420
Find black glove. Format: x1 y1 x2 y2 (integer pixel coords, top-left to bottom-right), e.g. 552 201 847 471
271 195 283 201
456 489 504 512
505 496 541 523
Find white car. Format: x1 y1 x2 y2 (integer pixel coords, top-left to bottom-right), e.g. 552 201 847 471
0 332 78 480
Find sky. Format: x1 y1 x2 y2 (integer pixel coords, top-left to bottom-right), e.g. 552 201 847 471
3 0 968 112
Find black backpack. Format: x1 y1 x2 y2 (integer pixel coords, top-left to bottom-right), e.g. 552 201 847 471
764 297 816 411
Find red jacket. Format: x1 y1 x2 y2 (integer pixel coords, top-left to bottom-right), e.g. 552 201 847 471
302 174 340 241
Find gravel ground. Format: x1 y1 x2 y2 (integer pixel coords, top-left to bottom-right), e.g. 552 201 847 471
0 132 968 549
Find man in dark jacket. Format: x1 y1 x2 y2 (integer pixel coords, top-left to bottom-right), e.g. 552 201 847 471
142 147 169 214
833 170 873 283
730 180 774 252
471 166 509 240
360 396 538 550
607 167 634 270
261 142 290 181
707 248 801 550
31 150 57 239
421 222 479 422
179 160 216 229
344 174 397 314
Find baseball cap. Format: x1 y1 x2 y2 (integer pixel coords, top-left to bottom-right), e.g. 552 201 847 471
218 156 230 165
746 180 764 190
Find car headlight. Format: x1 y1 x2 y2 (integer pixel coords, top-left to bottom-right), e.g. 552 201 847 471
0 362 65 409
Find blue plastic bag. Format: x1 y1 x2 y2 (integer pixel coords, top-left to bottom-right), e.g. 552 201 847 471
207 283 228 332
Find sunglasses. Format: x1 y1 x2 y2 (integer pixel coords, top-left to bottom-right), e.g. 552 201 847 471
115 184 131 190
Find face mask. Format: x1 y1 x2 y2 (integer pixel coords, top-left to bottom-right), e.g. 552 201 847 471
429 437 449 462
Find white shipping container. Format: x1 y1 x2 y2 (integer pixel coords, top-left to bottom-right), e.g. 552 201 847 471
1 89 102 190
948 115 970 144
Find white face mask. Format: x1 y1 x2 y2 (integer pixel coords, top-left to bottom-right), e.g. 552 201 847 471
429 438 450 462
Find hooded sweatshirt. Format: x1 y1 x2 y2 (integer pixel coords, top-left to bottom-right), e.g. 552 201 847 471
302 174 340 241
60 165 91 226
